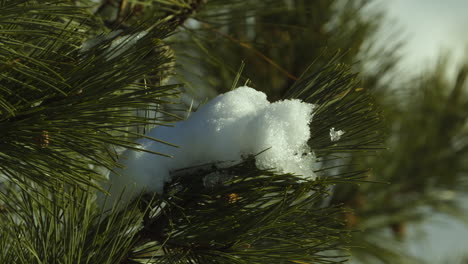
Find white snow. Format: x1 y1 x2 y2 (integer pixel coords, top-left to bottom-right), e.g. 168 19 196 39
99 86 317 209
329 127 345 142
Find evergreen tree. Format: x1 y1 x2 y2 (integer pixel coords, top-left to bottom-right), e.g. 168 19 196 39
0 0 466 263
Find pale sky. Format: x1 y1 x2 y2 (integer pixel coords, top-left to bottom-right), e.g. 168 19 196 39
380 0 468 73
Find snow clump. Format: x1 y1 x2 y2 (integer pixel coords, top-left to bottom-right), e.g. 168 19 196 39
101 86 317 208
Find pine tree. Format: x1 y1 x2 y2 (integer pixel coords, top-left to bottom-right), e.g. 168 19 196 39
1 1 466 264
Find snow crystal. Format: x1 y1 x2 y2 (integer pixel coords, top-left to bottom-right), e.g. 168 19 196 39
329 127 345 142
100 86 317 209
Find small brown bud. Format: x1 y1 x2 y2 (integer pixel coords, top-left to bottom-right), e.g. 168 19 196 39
33 130 50 148
226 193 240 204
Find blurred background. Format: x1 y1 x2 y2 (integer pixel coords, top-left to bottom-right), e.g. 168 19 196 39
380 0 468 75
374 0 468 263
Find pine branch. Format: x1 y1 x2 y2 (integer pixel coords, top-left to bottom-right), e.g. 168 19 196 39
0 1 417 264
285 52 385 158
107 58 386 262
123 157 350 264
0 0 181 192
0 182 148 264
